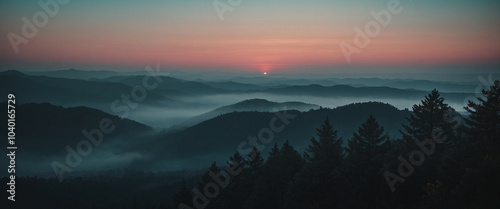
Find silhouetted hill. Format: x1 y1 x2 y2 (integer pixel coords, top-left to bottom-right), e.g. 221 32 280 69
327 77 479 92
0 70 171 110
266 84 423 98
95 75 226 95
0 101 422 175
203 81 269 91
25 68 122 80
386 80 477 93
265 84 470 103
20 69 491 94
178 99 319 127
1 102 152 139
0 102 153 176
223 76 337 87
143 102 411 169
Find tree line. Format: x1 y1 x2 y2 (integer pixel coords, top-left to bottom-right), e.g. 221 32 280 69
3 81 497 209
165 81 499 209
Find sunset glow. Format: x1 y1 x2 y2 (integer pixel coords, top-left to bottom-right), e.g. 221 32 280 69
1 0 499 72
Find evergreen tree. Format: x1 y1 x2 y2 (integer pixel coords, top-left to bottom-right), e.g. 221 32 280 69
246 141 304 209
343 115 391 209
395 89 456 207
465 80 500 148
197 162 220 209
442 80 500 209
399 89 456 176
219 148 263 209
305 117 344 166
218 152 245 209
244 145 279 209
265 143 281 167
246 146 264 173
290 117 344 209
198 162 220 191
347 115 390 160
401 89 455 143
229 151 245 174
173 178 192 209
279 141 304 181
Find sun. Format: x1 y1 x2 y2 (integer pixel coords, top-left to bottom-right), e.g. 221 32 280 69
259 64 271 74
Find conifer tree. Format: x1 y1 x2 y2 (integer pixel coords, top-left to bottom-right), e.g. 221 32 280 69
247 141 303 209
218 152 245 209
173 178 192 209
305 117 344 166
266 143 281 167
291 117 344 209
401 89 455 143
196 162 220 209
395 89 455 206
344 115 390 208
347 115 390 160
465 80 500 146
279 140 304 180
198 162 220 190
229 151 244 174
246 146 264 173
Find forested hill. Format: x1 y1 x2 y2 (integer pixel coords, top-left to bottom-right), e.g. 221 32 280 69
149 101 411 165
178 98 319 127
1 102 152 140
0 102 154 176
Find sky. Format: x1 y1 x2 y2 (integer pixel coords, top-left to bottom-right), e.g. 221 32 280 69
1 0 499 74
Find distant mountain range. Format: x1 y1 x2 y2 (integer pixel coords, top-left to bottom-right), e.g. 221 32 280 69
2 70 471 104
92 75 226 96
142 101 412 170
0 102 153 176
176 99 319 128
19 68 490 93
1 70 472 128
325 77 479 92
264 84 470 103
2 102 152 140
202 81 270 91
0 70 171 110
384 80 479 93
25 68 121 79
1 100 411 175
24 68 169 80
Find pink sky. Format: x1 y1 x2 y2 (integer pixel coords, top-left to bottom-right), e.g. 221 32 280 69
1 0 499 73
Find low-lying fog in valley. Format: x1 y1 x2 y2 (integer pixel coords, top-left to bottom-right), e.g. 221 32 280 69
129 93 471 129
1 69 496 176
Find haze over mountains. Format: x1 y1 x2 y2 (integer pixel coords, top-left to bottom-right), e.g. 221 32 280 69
1 69 488 129
148 101 412 171
176 99 319 128
1 67 497 209
0 101 410 176
22 68 488 92
0 68 486 176
2 0 498 206
21 66 498 84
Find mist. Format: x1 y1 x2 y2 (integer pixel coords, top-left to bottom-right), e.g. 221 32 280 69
125 92 470 129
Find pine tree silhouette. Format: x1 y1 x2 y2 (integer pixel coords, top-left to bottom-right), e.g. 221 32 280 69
396 89 456 206
173 178 192 209
344 115 391 209
465 80 500 148
401 89 455 143
291 117 344 209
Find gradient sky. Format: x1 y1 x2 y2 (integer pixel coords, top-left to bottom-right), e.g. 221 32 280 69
1 0 499 73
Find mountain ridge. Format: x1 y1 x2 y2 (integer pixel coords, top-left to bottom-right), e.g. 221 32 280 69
175 98 320 128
